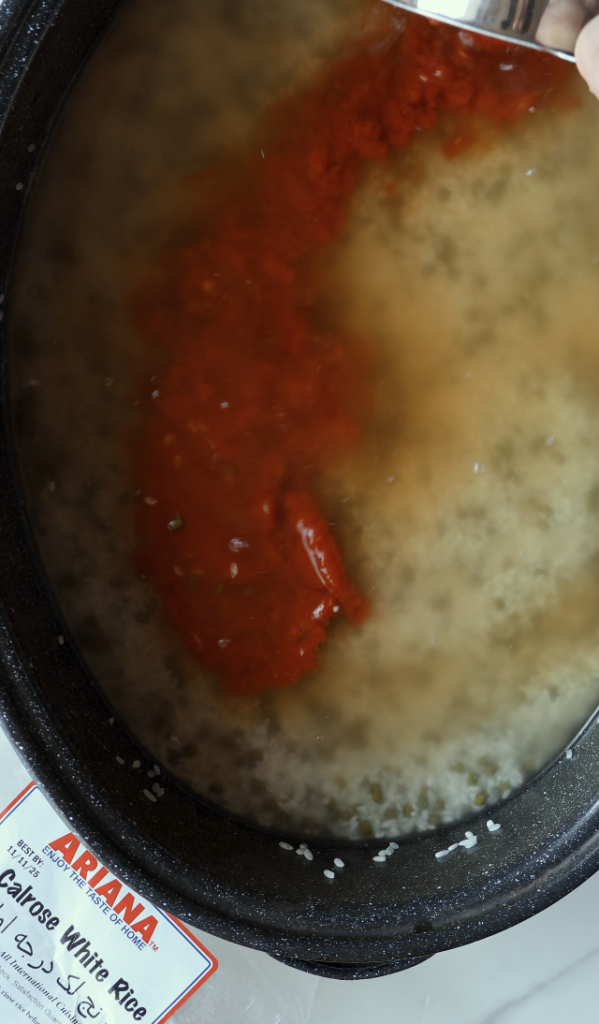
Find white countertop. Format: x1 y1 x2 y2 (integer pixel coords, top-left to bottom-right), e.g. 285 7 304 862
1 725 596 1024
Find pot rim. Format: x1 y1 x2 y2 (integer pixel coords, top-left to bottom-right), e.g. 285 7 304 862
1 0 598 973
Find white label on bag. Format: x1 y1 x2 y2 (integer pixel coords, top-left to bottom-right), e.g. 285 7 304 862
0 782 217 1024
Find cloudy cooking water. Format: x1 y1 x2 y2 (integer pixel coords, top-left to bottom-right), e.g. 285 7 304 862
10 0 599 838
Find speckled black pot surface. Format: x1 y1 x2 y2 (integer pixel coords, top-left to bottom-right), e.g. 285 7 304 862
0 0 599 982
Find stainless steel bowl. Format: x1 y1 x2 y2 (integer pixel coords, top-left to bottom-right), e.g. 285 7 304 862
383 0 580 60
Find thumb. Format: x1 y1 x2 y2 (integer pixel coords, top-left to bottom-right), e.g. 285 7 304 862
576 13 599 98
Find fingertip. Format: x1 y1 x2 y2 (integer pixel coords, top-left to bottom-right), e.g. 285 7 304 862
576 14 599 99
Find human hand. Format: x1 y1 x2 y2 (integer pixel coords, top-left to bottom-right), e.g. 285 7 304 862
536 0 597 52
535 0 599 97
575 11 599 96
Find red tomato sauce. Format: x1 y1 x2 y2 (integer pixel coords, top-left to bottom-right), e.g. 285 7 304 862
134 8 573 696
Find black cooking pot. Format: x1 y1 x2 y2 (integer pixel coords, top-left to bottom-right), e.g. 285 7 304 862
0 0 598 983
